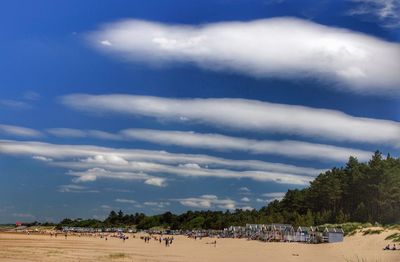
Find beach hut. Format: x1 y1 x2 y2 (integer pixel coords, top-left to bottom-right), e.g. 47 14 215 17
323 227 344 243
268 224 293 241
295 226 318 242
282 225 295 242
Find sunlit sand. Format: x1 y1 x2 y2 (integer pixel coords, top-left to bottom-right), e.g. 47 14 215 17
1 230 399 262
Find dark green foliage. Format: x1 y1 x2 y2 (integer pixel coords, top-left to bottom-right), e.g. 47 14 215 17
56 152 400 230
385 233 400 242
362 229 383 235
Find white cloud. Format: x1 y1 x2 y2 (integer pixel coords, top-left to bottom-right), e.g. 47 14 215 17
0 140 322 186
262 192 286 198
67 167 164 186
61 94 400 147
349 0 400 27
239 187 250 192
115 198 136 204
143 201 170 208
0 99 31 110
41 126 371 161
121 128 373 161
32 155 53 162
256 192 286 203
144 177 167 187
262 192 286 201
88 17 400 94
0 124 42 138
177 195 236 210
256 198 267 203
57 184 99 193
241 197 250 202
101 40 112 46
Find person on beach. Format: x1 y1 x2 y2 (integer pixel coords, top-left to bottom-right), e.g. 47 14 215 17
165 237 169 247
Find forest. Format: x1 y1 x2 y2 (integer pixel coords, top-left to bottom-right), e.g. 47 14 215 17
58 151 400 230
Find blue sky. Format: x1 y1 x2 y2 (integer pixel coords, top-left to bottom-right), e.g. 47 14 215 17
0 0 399 223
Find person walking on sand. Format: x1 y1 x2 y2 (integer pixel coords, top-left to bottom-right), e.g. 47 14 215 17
165 237 169 247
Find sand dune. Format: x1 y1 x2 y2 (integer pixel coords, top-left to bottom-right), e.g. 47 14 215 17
0 230 399 262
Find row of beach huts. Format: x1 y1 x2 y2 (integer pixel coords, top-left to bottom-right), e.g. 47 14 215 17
60 223 344 244
223 223 344 243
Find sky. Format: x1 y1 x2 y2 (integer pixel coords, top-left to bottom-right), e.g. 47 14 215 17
0 0 399 223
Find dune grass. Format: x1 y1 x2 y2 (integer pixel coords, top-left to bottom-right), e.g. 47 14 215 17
385 233 400 242
108 253 130 259
362 229 384 235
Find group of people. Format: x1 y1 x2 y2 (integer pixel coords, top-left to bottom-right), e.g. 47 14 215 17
160 236 174 247
383 244 398 250
140 235 174 247
142 236 151 243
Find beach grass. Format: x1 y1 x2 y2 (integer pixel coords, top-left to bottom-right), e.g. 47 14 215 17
108 252 130 259
362 229 384 235
385 233 400 242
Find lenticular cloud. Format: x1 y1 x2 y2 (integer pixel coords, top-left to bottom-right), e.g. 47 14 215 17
88 17 400 95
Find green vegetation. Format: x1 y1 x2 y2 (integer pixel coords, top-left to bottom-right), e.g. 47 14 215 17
344 257 384 262
319 222 373 236
385 233 400 242
362 229 384 235
108 253 129 259
57 152 400 230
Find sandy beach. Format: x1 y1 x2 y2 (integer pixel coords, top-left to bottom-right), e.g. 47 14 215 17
0 230 399 262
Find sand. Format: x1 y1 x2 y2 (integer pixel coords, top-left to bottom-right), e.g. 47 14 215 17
0 230 399 262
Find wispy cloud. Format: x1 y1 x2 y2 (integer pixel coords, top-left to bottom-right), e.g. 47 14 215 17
88 18 400 94
144 177 167 187
177 195 236 210
57 184 99 193
257 191 286 203
36 125 374 162
67 168 166 187
115 198 136 204
0 140 321 185
32 155 53 162
121 129 373 162
61 94 400 147
32 126 373 162
0 124 43 138
0 99 31 110
239 187 250 192
348 0 400 27
143 201 170 208
241 197 250 202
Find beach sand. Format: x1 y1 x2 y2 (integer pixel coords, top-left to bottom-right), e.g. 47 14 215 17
0 230 399 262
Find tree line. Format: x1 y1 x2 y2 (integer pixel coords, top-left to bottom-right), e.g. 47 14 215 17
58 152 400 230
